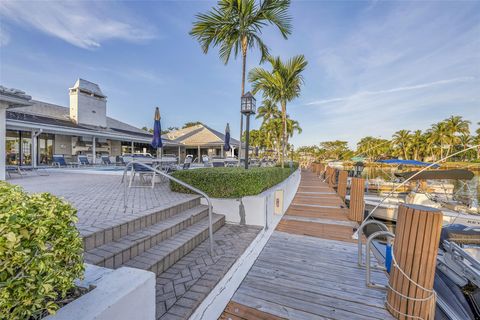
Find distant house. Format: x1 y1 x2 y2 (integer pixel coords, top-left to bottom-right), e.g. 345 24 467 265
2 79 239 170
165 124 240 161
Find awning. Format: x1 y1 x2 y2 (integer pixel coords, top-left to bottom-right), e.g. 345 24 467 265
395 169 475 181
376 159 440 168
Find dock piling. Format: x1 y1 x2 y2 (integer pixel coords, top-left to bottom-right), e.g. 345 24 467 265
348 177 365 223
386 204 442 320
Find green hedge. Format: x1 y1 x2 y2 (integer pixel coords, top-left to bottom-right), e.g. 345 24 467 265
171 166 297 198
0 182 84 319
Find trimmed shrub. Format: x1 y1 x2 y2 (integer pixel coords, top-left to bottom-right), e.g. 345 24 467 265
0 182 84 319
171 166 297 198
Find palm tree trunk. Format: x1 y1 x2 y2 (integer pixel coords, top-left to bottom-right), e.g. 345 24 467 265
239 36 247 165
281 100 287 168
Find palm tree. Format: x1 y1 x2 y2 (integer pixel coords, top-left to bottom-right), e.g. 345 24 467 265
392 130 412 159
409 130 423 160
249 55 308 166
256 99 281 124
444 116 471 156
190 0 292 148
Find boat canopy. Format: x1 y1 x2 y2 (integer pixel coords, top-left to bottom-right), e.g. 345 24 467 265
395 169 475 181
376 159 440 168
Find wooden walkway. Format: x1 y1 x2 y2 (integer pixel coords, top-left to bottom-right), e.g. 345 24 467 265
220 170 393 320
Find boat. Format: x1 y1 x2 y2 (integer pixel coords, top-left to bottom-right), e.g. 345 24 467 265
367 223 480 319
348 169 479 226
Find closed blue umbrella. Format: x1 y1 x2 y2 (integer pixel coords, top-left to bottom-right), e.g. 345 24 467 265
224 123 231 152
151 107 163 153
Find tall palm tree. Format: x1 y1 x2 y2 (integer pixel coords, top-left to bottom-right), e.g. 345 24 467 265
409 130 423 160
444 116 471 156
249 55 308 166
190 0 292 151
256 99 281 124
392 130 412 159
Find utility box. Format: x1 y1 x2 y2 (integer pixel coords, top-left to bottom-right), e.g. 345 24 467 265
274 190 284 215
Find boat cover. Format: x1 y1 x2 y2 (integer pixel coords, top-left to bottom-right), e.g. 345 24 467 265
376 159 440 168
395 169 475 181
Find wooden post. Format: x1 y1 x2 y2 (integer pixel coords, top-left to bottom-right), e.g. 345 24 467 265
348 177 365 223
386 204 442 320
337 170 348 201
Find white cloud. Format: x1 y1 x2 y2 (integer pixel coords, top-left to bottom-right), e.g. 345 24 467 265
306 77 476 106
0 25 10 46
0 1 155 49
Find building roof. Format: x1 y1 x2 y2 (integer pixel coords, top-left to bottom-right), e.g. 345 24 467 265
164 124 240 147
0 85 32 108
6 100 178 145
70 79 105 97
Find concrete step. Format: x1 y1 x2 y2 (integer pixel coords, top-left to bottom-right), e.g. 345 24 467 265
84 205 209 268
82 197 201 251
124 214 225 275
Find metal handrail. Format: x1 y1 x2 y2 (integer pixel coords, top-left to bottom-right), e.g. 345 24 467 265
366 230 395 289
122 160 214 256
357 220 390 267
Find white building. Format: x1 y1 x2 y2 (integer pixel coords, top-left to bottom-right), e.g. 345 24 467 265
1 79 239 179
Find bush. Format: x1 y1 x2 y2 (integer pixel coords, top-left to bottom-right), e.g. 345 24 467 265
171 166 297 198
0 182 84 319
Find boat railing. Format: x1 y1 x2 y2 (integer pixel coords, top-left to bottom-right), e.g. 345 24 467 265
122 160 214 256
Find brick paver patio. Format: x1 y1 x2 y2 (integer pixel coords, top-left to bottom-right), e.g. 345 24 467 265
9 172 195 236
156 223 261 320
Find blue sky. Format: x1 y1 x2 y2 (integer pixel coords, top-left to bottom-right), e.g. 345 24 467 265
0 0 479 148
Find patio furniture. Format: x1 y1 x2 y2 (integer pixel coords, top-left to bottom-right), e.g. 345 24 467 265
128 162 157 188
77 155 91 166
101 156 113 165
212 161 225 167
116 156 126 166
6 165 26 178
52 154 76 167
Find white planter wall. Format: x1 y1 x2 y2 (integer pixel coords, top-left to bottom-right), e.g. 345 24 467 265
46 264 155 320
201 168 301 227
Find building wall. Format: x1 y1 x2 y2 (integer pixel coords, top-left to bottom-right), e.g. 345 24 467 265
70 90 107 127
110 140 122 157
54 134 72 155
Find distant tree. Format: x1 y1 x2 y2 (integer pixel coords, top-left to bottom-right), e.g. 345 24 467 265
141 126 154 134
392 130 412 159
318 140 351 160
182 122 203 129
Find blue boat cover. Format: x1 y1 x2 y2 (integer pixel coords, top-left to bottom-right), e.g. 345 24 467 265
376 159 440 168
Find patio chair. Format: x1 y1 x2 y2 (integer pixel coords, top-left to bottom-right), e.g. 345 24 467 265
128 162 159 189
116 155 126 166
6 165 26 178
101 156 113 165
52 154 76 167
212 161 225 167
77 155 90 166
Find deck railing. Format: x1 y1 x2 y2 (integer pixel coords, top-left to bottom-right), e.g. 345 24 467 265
122 160 214 255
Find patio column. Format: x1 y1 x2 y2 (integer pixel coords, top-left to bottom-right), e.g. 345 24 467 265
131 141 134 154
220 146 224 158
31 130 36 168
0 104 7 180
177 145 181 164
92 136 96 164
197 145 201 163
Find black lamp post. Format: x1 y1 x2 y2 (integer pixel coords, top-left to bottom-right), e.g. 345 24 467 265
241 92 256 169
354 161 365 177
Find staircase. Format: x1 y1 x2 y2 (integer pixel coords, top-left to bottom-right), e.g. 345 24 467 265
83 197 225 275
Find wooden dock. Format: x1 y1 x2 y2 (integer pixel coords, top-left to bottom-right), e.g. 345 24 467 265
220 170 393 320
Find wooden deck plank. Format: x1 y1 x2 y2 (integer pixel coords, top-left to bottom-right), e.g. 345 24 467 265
223 170 392 320
220 301 286 320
